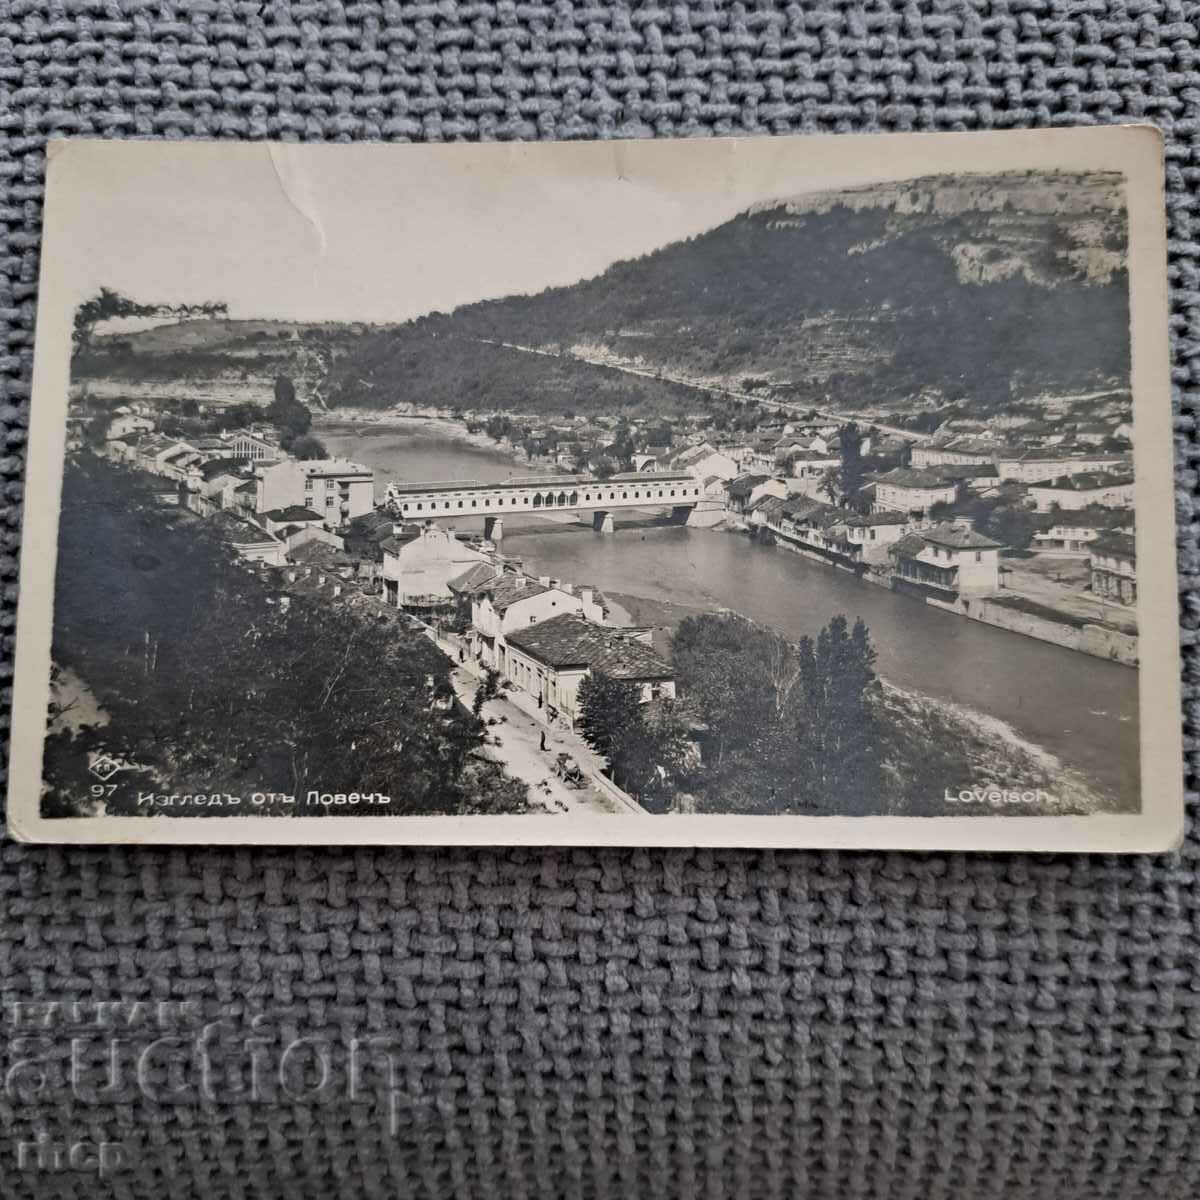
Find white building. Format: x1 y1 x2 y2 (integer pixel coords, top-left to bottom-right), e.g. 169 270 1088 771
995 452 1130 484
872 468 959 516
888 521 1004 597
503 613 675 727
256 458 374 527
380 525 491 615
1027 472 1135 513
456 571 607 671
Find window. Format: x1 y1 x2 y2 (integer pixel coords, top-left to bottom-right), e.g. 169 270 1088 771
975 551 982 562
458 501 463 509
304 479 313 492
325 495 335 508
869 529 876 540
326 479 336 490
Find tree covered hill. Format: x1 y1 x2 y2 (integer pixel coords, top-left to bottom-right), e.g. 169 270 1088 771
74 170 1131 421
327 169 1130 415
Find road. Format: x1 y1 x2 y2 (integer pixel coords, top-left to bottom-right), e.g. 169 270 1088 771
476 337 933 443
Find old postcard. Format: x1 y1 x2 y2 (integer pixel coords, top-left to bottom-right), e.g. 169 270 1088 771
5 128 1182 850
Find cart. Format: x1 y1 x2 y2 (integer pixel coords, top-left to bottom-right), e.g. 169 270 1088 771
553 753 586 789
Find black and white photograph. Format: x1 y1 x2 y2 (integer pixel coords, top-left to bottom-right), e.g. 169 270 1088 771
6 130 1182 849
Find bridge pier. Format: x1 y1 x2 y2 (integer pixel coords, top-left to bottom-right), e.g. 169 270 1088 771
592 510 615 534
483 515 504 542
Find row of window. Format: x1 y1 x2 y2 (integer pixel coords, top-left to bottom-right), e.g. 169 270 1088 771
401 486 701 513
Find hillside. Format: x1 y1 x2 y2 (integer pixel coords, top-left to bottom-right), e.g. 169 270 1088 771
326 169 1130 417
73 169 1131 422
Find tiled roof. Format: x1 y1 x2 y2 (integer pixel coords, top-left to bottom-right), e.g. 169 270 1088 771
874 468 960 489
920 522 1003 550
263 506 324 522
842 511 910 527
196 457 247 480
726 474 769 498
507 614 673 680
484 575 549 612
891 522 1002 554
1033 472 1135 491
889 533 929 559
447 562 502 593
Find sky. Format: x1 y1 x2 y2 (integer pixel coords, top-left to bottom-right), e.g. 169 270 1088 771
39 130 1147 327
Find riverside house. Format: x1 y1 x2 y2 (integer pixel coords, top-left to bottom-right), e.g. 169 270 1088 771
503 613 675 728
888 521 1004 599
1089 532 1137 606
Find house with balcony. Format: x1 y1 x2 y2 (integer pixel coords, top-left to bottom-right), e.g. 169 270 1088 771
888 521 1004 599
1089 532 1137 606
380 525 493 620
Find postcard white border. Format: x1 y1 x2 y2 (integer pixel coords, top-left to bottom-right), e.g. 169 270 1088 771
5 127 1184 851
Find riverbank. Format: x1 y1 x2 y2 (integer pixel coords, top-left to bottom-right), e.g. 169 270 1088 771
758 523 1139 667
316 409 507 455
603 591 1120 813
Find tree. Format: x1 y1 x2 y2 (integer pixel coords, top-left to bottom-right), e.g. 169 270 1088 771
42 457 530 817
472 668 501 717
577 671 643 765
72 288 228 355
818 469 841 506
273 375 297 408
288 435 329 460
838 422 865 498
794 615 880 811
267 375 312 446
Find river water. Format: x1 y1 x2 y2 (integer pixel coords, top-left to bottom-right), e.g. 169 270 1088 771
323 422 1140 803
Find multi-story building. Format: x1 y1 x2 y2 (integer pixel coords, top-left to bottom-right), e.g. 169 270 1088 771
871 467 960 516
255 458 374 527
1031 520 1114 555
1089 532 1137 606
910 438 997 469
888 521 1004 598
1027 472 1135 513
454 570 608 671
995 452 1130 484
379 525 491 618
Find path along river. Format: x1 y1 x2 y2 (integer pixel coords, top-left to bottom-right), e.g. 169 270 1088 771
322 422 1140 804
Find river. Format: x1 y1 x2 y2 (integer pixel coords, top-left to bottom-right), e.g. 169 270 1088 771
322 421 1140 805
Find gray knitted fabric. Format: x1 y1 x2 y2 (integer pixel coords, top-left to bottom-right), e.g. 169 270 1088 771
1 4 1198 1198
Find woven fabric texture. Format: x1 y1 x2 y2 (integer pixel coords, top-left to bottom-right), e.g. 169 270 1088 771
1 3 1198 1198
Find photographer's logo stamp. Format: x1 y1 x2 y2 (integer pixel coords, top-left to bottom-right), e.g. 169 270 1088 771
87 752 130 782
